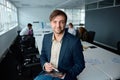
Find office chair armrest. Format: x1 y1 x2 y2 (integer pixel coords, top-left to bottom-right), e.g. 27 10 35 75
24 62 40 67
25 53 39 56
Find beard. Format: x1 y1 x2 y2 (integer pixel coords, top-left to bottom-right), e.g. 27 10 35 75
54 28 65 34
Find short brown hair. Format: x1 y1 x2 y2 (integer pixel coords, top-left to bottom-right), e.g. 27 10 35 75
69 23 73 27
49 10 67 23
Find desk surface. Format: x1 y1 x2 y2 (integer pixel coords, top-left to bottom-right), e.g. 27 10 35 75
95 63 120 80
34 35 43 54
33 29 52 54
82 41 120 80
77 63 110 80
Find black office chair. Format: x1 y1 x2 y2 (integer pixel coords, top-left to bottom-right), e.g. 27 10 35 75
10 33 42 77
87 31 96 43
9 45 41 78
117 41 120 54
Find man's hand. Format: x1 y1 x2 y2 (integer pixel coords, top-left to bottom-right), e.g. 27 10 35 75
44 63 53 72
44 62 66 79
57 73 66 79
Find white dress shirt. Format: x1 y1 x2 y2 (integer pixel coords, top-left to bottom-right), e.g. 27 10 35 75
68 28 76 36
20 27 32 36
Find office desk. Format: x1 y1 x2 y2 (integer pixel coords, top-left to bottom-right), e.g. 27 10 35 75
82 41 120 80
77 63 110 80
95 63 120 80
34 34 43 54
33 29 52 54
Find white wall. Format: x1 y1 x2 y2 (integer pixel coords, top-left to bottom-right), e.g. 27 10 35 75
0 27 18 60
18 7 54 29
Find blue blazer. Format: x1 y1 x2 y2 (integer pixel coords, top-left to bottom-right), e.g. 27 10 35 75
40 30 85 80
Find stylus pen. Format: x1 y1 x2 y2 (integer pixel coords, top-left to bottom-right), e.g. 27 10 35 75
52 67 59 72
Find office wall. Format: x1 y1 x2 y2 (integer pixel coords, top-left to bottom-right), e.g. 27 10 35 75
18 7 54 29
0 27 18 59
85 6 120 49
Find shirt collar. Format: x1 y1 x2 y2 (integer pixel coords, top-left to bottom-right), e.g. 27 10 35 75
52 31 65 43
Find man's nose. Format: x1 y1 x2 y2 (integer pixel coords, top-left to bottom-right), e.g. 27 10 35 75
56 22 60 27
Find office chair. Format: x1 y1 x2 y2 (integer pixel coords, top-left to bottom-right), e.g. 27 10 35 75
17 31 39 61
19 35 40 65
9 44 41 78
10 33 42 77
117 41 120 54
87 31 96 43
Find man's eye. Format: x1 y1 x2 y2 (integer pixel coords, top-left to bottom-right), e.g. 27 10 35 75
61 21 65 24
53 21 57 23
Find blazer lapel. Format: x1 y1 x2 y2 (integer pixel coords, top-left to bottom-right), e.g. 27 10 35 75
47 33 53 62
58 33 69 65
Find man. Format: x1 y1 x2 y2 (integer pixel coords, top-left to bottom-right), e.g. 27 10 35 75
34 10 85 80
20 23 33 36
19 23 35 48
68 23 76 36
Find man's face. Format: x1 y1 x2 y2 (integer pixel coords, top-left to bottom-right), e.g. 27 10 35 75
50 15 66 34
28 26 32 29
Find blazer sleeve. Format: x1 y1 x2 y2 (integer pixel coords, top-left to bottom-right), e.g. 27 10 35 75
64 38 85 80
40 35 48 68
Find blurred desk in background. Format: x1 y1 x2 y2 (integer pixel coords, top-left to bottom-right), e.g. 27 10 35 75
33 28 52 54
79 41 120 80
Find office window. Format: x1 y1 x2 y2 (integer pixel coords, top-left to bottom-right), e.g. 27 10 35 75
0 5 4 32
86 3 97 10
0 0 18 35
86 0 120 11
99 0 114 8
115 0 120 5
0 5 3 32
0 0 4 4
60 9 85 28
72 9 81 24
80 9 85 24
65 9 73 24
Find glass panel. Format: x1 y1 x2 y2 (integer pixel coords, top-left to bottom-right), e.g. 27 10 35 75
66 9 73 21
3 0 6 5
1 5 5 32
0 0 4 4
115 0 120 5
72 9 80 25
86 3 97 10
0 5 2 32
0 0 18 35
99 0 114 8
58 8 85 28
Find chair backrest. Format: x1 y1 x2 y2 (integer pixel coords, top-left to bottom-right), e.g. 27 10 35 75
17 30 21 36
20 35 35 48
87 31 95 43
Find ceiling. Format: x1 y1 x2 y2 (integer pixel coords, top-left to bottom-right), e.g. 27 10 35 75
8 0 103 9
